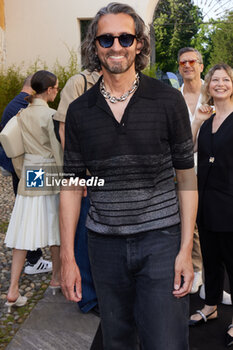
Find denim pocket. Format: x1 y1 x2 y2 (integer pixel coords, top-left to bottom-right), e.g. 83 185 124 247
160 224 180 236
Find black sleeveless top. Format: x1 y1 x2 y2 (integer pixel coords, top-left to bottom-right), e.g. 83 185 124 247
197 112 233 231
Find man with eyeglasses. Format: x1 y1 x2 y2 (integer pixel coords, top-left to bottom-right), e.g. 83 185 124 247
60 4 197 349
178 47 231 306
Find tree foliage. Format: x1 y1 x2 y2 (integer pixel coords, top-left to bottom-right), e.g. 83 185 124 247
153 0 203 72
190 22 214 74
207 11 233 69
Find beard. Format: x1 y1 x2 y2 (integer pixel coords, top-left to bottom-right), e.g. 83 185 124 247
101 61 127 74
98 50 136 74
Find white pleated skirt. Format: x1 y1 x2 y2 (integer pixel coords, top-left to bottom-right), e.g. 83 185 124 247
5 194 60 250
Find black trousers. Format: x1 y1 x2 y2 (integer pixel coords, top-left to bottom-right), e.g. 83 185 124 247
199 227 233 306
88 226 189 350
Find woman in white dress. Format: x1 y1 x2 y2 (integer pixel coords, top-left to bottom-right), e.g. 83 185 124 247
5 70 63 312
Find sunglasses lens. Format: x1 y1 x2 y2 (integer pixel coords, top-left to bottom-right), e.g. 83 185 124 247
179 60 198 67
98 35 114 48
189 60 196 66
119 34 135 47
96 34 136 48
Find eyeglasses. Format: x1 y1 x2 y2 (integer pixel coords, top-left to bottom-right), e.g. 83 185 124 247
179 59 200 67
95 34 137 48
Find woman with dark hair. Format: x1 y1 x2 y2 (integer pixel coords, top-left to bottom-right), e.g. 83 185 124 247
5 70 63 312
190 63 233 346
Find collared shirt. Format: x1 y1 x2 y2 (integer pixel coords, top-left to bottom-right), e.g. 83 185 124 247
64 73 194 235
180 80 204 124
180 80 204 169
53 70 100 123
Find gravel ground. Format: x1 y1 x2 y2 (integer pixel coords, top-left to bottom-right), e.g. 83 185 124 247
0 173 52 349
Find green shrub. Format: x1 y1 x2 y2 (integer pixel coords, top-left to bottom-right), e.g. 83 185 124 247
142 63 158 78
0 50 80 120
0 66 24 117
50 48 79 110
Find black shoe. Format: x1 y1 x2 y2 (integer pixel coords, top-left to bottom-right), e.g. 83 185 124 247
226 325 233 347
189 308 218 326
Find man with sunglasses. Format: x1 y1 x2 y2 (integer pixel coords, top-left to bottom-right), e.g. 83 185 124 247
60 3 197 349
178 47 204 126
178 47 232 306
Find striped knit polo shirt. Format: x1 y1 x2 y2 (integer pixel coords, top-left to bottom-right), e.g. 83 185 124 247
64 73 194 235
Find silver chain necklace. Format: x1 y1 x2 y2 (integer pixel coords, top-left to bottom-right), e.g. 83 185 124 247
100 73 139 104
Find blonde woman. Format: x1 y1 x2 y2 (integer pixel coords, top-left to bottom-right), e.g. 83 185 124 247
190 63 233 347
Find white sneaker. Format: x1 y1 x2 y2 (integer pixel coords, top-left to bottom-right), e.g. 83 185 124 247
190 270 203 294
199 284 232 305
24 258 52 275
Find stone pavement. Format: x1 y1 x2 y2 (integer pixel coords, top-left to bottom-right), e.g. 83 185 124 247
0 173 100 350
0 173 51 349
6 289 99 350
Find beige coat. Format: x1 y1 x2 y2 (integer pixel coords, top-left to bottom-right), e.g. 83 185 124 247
12 98 63 196
53 70 100 122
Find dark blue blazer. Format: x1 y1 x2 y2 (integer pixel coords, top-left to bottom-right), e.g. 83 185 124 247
0 92 29 172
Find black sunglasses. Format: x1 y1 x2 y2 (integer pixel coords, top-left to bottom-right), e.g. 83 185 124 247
95 34 137 48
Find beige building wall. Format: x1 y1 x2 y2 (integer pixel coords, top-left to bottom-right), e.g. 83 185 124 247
0 28 5 67
0 0 5 29
4 0 159 70
0 0 6 67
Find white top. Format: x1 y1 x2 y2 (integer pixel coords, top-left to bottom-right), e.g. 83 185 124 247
180 80 204 124
180 80 204 169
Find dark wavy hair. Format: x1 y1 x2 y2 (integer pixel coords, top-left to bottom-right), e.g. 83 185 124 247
81 2 150 72
25 70 57 103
